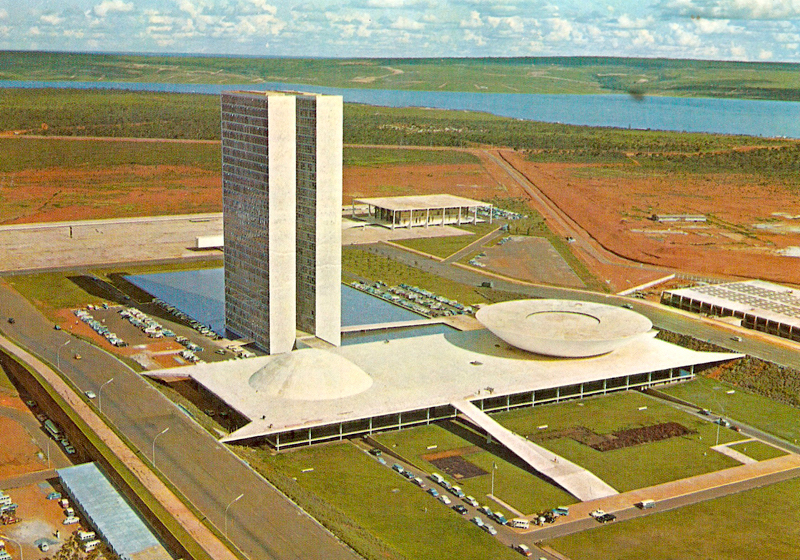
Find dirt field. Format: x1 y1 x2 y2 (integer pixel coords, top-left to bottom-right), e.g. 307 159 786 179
500 150 800 285
532 422 696 452
422 447 488 480
471 236 585 288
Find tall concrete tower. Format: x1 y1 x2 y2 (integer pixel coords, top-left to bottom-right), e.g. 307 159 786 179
221 91 342 354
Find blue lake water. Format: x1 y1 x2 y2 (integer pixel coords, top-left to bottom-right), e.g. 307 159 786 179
4 79 800 138
125 268 425 337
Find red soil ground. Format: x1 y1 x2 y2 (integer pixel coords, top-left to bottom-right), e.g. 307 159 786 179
500 150 800 286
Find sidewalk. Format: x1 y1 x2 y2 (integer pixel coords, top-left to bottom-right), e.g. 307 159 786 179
520 452 800 532
0 334 238 560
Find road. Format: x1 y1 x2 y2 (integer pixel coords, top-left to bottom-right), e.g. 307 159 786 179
0 281 359 560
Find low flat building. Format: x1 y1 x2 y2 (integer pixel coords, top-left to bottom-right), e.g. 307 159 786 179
353 194 492 229
147 326 739 450
661 279 800 341
57 462 172 560
651 213 707 223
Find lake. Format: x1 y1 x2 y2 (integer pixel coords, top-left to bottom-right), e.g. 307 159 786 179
3 79 800 138
124 268 427 337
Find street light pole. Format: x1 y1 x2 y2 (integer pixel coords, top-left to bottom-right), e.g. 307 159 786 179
152 427 169 468
224 492 244 540
56 339 70 370
98 377 115 414
0 534 23 560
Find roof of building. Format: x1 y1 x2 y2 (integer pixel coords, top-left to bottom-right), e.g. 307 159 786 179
354 194 490 211
146 327 740 444
476 299 653 357
664 279 800 329
57 463 171 560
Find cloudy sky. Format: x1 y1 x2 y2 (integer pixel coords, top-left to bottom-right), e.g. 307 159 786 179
1 0 799 62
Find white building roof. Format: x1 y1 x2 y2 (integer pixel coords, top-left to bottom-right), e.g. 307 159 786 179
354 194 489 211
146 329 740 443
664 280 800 329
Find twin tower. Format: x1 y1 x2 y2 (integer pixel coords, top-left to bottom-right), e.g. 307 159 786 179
221 91 343 354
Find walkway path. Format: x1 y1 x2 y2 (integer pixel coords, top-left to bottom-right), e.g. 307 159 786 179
452 400 618 501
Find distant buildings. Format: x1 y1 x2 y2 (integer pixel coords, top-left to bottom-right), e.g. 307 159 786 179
221 91 342 353
650 213 706 223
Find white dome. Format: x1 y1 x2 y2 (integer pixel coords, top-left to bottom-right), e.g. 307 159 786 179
476 299 653 358
248 348 373 400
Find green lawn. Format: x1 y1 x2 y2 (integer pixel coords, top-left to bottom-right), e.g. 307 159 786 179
660 376 800 445
727 440 787 462
394 222 499 259
263 442 520 560
492 391 745 492
547 476 800 560
342 246 485 305
374 423 576 515
344 147 480 167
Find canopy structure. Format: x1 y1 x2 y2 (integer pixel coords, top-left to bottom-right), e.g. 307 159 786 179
353 194 492 229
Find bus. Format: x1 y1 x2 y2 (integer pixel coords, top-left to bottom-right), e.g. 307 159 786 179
44 419 60 438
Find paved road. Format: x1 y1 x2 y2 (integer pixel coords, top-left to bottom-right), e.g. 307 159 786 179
0 282 359 560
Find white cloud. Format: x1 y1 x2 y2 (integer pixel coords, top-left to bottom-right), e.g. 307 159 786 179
40 13 64 26
759 48 773 59
64 29 86 39
0 9 7 19
366 0 413 6
243 0 277 14
693 18 734 33
730 43 747 57
391 16 424 30
617 14 654 28
237 13 285 36
547 18 577 42
662 0 800 20
633 29 656 45
463 29 486 46
486 16 524 32
669 22 701 46
93 0 134 18
29 26 41 35
460 11 483 29
178 0 201 19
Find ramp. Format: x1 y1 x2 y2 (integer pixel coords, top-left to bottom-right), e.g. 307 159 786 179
452 400 618 501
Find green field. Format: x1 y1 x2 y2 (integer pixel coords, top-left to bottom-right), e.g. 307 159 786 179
344 147 480 167
4 52 800 100
255 442 520 560
342 246 486 305
492 391 745 492
395 222 499 259
727 440 787 462
373 423 576 515
547 476 800 560
659 376 800 445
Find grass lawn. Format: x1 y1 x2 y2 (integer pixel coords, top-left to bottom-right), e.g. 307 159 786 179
344 147 480 166
394 222 499 259
546 476 800 560
660 376 800 445
492 391 745 492
727 440 787 462
263 441 520 560
342 246 486 305
374 423 577 515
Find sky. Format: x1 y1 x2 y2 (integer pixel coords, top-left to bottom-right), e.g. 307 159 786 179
1 0 799 62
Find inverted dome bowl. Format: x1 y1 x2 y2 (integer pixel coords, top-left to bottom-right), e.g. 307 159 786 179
476 299 652 358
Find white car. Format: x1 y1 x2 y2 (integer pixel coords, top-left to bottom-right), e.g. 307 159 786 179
464 495 479 508
85 390 96 399
482 523 498 536
438 494 452 505
63 516 80 525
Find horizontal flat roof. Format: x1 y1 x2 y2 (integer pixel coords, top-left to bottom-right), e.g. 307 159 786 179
147 329 740 443
354 194 490 211
57 463 170 560
664 280 800 329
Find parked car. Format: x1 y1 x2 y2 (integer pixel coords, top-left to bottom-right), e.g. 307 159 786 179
464 495 479 508
438 495 452 505
427 488 439 498
470 516 484 528
391 463 404 474
514 544 533 557
452 504 468 515
368 448 382 457
85 390 96 399
482 523 498 536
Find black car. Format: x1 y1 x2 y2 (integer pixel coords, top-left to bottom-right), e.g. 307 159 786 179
598 513 617 523
7 317 15 324
452 504 468 515
368 448 382 457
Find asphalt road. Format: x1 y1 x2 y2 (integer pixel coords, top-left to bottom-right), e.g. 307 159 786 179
0 283 359 560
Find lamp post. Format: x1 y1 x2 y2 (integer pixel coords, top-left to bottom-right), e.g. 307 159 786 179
0 534 23 560
98 377 115 414
56 339 70 370
152 427 169 468
224 492 244 540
